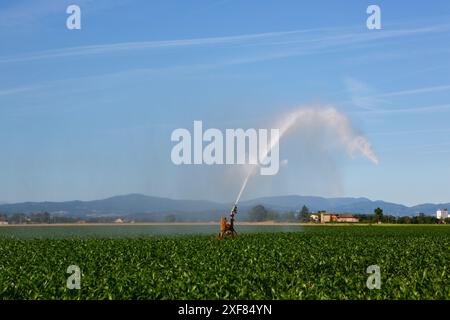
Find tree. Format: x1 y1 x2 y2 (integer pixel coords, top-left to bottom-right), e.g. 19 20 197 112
400 216 412 224
416 212 425 224
248 205 269 222
374 207 383 223
298 205 310 222
9 213 27 224
30 212 50 223
267 209 280 221
283 211 296 222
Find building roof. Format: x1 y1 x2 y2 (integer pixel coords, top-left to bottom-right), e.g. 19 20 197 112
339 214 355 218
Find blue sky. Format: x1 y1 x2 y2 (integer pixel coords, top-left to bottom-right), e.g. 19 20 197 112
1 0 450 206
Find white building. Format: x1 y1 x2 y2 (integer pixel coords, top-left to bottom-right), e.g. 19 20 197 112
436 209 448 220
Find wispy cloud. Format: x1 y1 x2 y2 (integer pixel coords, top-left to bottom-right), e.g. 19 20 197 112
369 128 450 136
0 29 314 63
0 86 37 97
1 23 449 64
379 141 450 153
343 77 393 111
0 0 63 28
345 77 450 115
355 103 450 115
379 84 450 98
0 0 129 28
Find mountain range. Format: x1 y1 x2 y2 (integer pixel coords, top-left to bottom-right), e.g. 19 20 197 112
0 194 447 220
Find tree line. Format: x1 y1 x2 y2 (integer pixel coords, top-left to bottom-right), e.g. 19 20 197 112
248 205 311 222
247 205 448 224
1 206 448 224
0 212 123 224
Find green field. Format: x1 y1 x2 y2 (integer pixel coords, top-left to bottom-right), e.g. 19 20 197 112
0 225 449 299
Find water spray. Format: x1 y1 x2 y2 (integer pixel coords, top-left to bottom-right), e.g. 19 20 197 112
234 105 378 205
218 105 378 239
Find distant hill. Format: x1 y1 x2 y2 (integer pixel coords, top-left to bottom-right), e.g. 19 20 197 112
0 194 226 219
0 193 447 219
238 195 412 215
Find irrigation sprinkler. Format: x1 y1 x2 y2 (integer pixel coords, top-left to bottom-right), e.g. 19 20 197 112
217 204 238 240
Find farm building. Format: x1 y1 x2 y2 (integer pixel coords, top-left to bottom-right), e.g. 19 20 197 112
320 212 359 223
320 213 336 223
337 214 359 223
